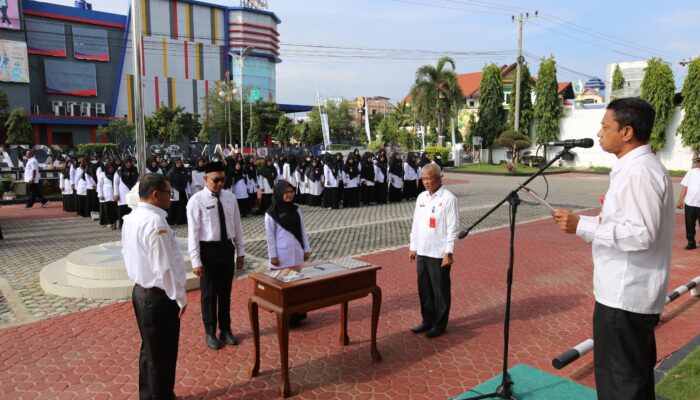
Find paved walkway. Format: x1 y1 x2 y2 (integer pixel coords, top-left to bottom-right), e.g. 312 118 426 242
1 199 698 398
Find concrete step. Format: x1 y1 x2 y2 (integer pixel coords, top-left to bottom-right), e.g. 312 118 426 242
40 239 199 300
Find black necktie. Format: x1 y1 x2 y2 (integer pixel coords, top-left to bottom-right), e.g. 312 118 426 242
215 194 228 242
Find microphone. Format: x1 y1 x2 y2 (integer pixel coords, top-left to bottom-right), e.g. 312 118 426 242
545 138 594 148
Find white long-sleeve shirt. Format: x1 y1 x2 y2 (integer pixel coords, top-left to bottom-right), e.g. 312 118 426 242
409 185 459 258
59 175 73 195
323 165 338 188
403 163 418 181
122 202 187 309
96 174 116 202
191 170 206 193
186 187 246 268
264 211 311 269
576 145 674 315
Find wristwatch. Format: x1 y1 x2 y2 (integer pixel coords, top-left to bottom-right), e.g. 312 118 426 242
446 253 453 257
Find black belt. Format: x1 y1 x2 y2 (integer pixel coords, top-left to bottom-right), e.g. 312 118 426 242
135 284 165 295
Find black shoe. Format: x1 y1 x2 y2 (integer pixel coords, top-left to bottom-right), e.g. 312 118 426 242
219 331 239 346
206 334 222 350
411 323 432 334
425 327 445 339
684 243 696 250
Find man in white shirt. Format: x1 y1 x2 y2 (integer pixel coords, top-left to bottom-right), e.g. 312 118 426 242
408 163 459 339
122 173 187 400
23 150 48 209
676 157 700 250
187 161 245 350
553 98 674 400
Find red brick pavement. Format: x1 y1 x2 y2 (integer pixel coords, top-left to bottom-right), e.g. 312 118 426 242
0 213 698 399
0 201 74 223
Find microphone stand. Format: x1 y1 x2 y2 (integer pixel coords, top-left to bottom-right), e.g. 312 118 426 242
459 147 572 400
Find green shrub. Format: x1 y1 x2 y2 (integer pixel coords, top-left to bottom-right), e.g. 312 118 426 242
77 143 119 157
424 146 450 161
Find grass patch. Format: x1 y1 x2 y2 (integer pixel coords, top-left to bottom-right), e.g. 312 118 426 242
656 346 700 400
668 170 687 177
451 163 570 174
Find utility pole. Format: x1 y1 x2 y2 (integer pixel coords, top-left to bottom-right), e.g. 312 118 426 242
131 0 147 176
512 11 537 133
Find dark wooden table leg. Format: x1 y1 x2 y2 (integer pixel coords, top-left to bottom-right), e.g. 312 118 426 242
277 311 291 398
248 298 260 377
370 286 382 362
339 301 350 345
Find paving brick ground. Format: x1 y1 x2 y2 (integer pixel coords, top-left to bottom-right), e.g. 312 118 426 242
0 172 698 399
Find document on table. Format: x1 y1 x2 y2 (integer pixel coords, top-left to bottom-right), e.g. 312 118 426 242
264 268 309 282
521 186 555 213
330 257 372 270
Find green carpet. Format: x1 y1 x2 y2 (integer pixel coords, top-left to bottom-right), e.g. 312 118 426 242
451 364 596 400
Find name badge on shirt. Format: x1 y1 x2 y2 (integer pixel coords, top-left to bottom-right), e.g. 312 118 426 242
429 214 436 228
206 205 215 209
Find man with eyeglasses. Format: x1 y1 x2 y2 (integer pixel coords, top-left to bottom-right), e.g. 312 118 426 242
187 161 246 350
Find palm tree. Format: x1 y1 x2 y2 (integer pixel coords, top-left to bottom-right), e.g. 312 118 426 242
391 102 414 129
409 56 463 144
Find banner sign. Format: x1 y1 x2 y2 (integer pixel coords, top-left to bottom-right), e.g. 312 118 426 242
0 0 20 31
0 39 29 83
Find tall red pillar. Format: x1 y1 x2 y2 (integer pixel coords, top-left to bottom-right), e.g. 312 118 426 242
46 126 53 146
90 126 97 143
33 125 40 144
101 127 108 143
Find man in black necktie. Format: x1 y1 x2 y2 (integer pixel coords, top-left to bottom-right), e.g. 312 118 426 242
186 161 246 350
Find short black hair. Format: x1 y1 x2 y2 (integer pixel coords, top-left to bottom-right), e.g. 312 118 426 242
606 97 656 143
139 173 169 199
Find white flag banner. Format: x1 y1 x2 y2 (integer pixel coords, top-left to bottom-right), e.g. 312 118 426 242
364 99 371 143
321 113 331 149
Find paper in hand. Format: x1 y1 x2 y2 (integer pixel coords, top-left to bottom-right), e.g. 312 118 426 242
521 186 555 213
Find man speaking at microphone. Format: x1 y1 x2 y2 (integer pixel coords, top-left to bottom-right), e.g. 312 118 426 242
553 97 674 400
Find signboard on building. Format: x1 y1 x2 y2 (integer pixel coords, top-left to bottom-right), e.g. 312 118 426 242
0 40 29 83
0 0 20 31
457 108 478 138
356 96 365 109
250 88 261 102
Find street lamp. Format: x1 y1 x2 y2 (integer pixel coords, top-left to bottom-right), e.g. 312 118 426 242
218 79 234 150
229 47 253 154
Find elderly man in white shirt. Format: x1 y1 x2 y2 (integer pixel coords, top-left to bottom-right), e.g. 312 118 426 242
408 163 459 339
187 161 245 350
122 173 187 400
676 157 700 250
23 150 48 209
553 98 674 400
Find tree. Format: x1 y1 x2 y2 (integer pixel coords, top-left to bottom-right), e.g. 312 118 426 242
294 122 312 145
677 57 700 158
376 114 399 145
612 64 626 91
534 56 561 156
409 56 463 139
275 115 293 144
252 101 283 142
641 57 676 151
177 112 201 142
473 63 504 159
391 102 414 129
494 129 532 164
307 100 355 143
508 62 534 136
145 104 188 143
5 108 33 144
97 119 135 149
247 113 263 145
0 90 9 128
198 119 211 142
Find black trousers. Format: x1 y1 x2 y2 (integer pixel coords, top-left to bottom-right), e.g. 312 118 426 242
324 187 339 209
199 240 236 335
25 182 47 208
416 255 451 331
685 204 700 244
132 285 180 400
593 302 659 400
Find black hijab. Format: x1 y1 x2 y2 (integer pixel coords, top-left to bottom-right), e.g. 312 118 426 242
360 152 375 181
419 152 431 168
344 157 359 179
168 160 189 193
433 153 444 169
61 160 72 180
262 156 277 188
389 152 403 176
306 159 323 182
119 159 139 189
266 180 304 248
406 153 419 173
232 161 245 183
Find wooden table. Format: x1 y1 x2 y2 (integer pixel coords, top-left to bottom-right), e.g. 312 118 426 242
247 264 382 398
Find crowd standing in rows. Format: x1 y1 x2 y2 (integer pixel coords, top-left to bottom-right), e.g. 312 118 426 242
55 148 445 229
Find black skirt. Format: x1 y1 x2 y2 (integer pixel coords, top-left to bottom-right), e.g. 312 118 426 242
361 184 375 205
389 185 403 203
99 201 118 225
260 193 272 215
374 182 388 204
237 198 251 217
168 194 188 225
343 187 360 208
76 195 89 217
306 193 322 207
87 189 99 213
403 179 418 200
323 187 339 209
62 193 76 212
118 204 132 227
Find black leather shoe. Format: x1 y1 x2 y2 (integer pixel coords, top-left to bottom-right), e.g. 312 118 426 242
684 243 696 250
425 327 445 338
206 334 222 350
411 323 432 334
219 331 239 346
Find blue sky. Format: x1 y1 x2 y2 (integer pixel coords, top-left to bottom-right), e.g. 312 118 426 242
54 0 699 105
